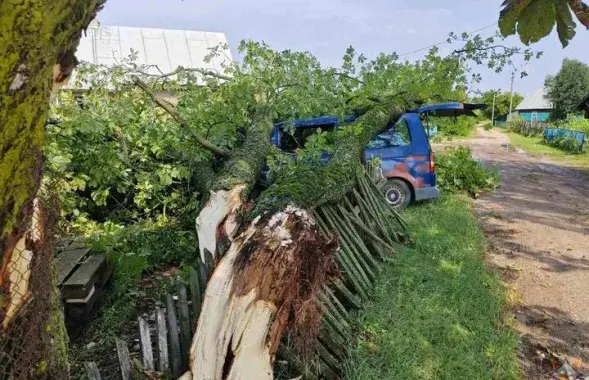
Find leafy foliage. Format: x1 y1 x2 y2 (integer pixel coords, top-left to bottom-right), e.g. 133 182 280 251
476 90 524 119
499 0 589 47
427 115 480 138
46 33 529 263
435 147 500 195
545 134 584 152
562 116 589 133
544 59 589 119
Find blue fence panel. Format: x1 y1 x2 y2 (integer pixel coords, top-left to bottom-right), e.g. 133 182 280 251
543 127 586 151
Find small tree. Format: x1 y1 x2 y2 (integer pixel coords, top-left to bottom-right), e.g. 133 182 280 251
544 58 589 119
478 90 523 119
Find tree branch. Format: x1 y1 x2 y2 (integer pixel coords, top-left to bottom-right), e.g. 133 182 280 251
141 66 232 81
131 75 228 156
452 45 519 55
332 72 365 85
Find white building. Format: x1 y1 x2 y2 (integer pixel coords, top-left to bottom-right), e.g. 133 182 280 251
76 20 233 75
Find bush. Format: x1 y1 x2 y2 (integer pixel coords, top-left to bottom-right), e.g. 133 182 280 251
436 146 500 195
508 119 546 137
427 115 478 137
562 117 589 134
544 135 584 153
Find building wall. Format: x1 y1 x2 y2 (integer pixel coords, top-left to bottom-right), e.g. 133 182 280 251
517 110 552 122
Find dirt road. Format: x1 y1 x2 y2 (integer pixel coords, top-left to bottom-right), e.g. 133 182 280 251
437 127 589 378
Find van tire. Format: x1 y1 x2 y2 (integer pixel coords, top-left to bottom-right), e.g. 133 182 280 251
381 179 412 210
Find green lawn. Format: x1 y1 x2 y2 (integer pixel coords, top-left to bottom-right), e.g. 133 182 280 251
345 195 520 380
506 131 589 168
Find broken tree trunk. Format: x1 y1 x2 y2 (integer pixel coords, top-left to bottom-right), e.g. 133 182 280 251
0 1 105 376
186 100 410 379
195 114 273 263
131 77 275 265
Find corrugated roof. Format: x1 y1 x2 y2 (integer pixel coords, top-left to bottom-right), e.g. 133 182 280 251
73 22 232 81
515 87 553 111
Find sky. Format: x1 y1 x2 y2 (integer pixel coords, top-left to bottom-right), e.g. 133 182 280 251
97 0 589 97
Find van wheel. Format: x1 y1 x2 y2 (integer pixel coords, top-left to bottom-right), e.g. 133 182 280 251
381 179 412 210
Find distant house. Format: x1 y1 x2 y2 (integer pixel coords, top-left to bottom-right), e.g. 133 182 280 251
515 88 553 122
575 94 589 119
67 21 233 102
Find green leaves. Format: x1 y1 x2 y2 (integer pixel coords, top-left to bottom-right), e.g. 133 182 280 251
435 146 500 194
555 1 578 45
499 0 589 47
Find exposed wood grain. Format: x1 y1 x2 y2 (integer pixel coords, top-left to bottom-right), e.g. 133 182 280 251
54 248 90 284
155 307 169 372
138 316 154 371
115 338 131 380
83 362 102 380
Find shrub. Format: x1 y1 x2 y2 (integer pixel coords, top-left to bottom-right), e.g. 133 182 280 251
435 146 500 195
563 117 589 134
508 119 546 137
544 135 584 153
426 115 478 137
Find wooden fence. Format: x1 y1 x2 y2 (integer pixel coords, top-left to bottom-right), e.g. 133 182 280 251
83 165 406 379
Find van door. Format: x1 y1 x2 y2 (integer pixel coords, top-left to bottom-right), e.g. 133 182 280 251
364 114 434 189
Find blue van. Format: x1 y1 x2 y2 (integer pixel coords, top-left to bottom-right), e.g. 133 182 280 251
270 102 483 209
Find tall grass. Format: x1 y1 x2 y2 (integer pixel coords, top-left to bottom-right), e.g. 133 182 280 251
345 196 520 380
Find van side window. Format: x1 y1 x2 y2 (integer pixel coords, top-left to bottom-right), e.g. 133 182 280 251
366 119 412 149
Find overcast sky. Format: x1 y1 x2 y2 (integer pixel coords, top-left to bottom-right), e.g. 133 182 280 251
97 0 589 97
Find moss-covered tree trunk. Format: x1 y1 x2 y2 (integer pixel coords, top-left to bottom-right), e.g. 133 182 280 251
195 114 273 263
0 1 105 376
186 101 407 380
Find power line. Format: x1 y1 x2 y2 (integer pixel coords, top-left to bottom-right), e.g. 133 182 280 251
398 22 498 57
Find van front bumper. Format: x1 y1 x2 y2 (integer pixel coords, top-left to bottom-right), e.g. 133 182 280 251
415 186 441 201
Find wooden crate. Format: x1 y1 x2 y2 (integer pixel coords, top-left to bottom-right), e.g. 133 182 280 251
54 238 114 335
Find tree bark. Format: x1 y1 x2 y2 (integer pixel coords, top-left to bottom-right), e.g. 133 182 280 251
0 0 106 376
195 115 273 262
187 101 409 379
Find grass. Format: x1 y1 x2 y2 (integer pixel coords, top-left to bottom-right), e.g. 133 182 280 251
345 195 520 380
506 131 589 168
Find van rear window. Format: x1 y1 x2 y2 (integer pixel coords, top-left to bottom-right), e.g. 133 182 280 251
366 119 412 149
280 126 336 152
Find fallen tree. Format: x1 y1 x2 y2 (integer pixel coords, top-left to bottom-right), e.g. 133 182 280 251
184 100 412 379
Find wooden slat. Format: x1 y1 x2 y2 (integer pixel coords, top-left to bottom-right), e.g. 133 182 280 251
138 317 155 371
62 255 106 299
54 248 90 284
68 239 87 250
189 266 202 320
177 281 192 371
115 338 131 380
155 307 169 372
166 294 183 378
83 362 102 380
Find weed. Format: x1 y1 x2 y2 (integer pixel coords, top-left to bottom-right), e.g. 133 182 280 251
345 195 520 380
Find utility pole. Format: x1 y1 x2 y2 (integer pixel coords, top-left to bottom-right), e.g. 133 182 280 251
491 92 496 126
508 70 515 121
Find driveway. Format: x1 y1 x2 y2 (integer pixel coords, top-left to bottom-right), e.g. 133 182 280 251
435 127 589 378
